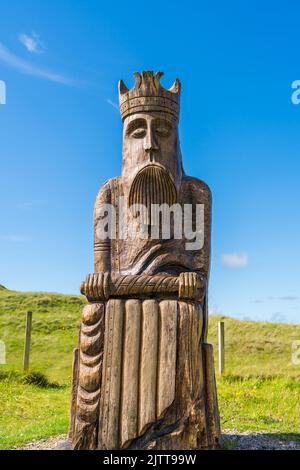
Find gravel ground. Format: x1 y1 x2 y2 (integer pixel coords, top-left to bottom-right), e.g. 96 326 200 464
16 431 300 450
17 435 70 450
222 429 300 450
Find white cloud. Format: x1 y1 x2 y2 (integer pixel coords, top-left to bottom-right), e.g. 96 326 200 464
222 252 248 268
106 98 119 110
19 32 45 54
0 43 83 87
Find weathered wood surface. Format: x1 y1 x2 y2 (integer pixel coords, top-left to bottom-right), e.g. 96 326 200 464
98 299 124 450
72 303 105 450
156 300 177 419
139 300 158 435
218 321 225 375
81 272 205 302
72 296 220 450
128 302 211 450
70 70 220 450
68 347 79 440
120 300 141 447
97 299 179 450
23 311 32 372
203 342 221 447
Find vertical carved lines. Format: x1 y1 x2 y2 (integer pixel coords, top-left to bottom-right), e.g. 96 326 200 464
157 300 178 419
128 164 178 210
120 300 141 447
172 301 207 448
176 302 203 411
73 303 105 450
139 300 159 435
99 298 178 449
99 299 124 449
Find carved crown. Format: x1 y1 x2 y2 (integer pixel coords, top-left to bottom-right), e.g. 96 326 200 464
118 71 181 121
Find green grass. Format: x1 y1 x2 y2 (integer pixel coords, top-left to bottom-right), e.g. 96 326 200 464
0 371 69 450
218 376 299 436
208 316 300 442
0 287 84 383
0 286 84 449
208 315 300 379
0 286 299 449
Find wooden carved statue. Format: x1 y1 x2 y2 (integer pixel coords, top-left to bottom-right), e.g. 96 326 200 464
69 71 221 450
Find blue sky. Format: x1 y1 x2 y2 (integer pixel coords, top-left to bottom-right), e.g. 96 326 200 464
0 0 299 323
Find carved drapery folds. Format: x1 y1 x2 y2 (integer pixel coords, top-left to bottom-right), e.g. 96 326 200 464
70 274 220 450
70 303 105 449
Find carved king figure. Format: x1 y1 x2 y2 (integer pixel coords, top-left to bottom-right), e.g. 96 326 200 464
69 71 221 450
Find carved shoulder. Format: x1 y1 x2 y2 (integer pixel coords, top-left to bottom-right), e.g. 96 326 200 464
94 176 121 209
180 175 212 282
94 178 112 207
93 177 121 274
181 175 212 206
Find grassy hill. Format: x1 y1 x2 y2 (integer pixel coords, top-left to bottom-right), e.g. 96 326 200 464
0 286 299 449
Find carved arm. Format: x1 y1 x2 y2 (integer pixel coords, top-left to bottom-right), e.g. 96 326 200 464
80 272 206 302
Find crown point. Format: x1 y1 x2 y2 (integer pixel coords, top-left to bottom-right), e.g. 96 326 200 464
154 71 164 90
169 78 181 94
118 79 129 95
118 70 181 121
133 72 142 88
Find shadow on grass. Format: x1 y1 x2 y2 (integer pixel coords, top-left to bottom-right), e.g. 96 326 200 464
0 370 65 389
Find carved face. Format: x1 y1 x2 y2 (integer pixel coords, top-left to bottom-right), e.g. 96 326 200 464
121 112 182 190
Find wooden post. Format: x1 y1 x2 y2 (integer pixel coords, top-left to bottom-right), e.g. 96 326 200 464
69 348 79 439
23 311 32 372
218 321 225 375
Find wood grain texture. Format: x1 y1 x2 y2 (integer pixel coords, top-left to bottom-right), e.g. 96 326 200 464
72 303 105 450
142 301 206 450
23 311 32 372
127 302 221 450
81 272 205 302
139 299 159 435
173 301 207 449
120 299 141 447
68 347 79 439
98 299 124 450
157 300 177 419
203 342 221 448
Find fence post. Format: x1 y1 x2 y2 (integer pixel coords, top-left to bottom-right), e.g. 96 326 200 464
218 321 225 375
0 341 6 365
23 311 32 372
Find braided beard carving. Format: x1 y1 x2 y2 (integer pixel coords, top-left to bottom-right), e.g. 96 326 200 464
129 163 177 209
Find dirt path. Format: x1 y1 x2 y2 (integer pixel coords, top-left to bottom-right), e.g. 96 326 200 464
16 431 300 450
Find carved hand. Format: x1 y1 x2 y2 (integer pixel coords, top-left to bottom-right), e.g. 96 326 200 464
178 272 205 301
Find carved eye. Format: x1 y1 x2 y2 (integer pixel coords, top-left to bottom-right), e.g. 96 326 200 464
131 128 146 138
155 125 171 137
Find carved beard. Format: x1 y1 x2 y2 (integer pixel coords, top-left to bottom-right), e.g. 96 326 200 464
128 164 177 211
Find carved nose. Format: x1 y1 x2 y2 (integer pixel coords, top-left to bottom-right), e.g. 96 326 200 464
144 132 159 154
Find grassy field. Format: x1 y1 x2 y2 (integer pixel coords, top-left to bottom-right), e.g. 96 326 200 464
0 284 299 449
